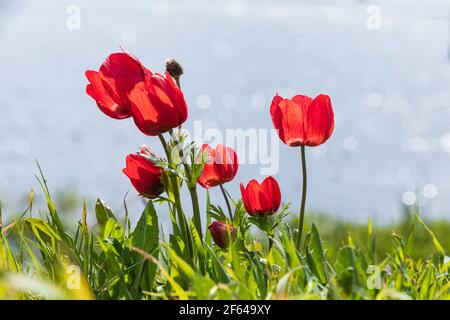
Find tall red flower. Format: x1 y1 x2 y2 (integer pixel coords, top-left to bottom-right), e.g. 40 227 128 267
85 50 149 119
128 71 188 136
240 176 281 216
122 153 164 198
270 93 334 147
197 144 238 189
208 221 237 248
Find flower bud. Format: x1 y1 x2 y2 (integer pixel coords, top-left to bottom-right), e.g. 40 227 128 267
138 145 157 158
208 221 237 248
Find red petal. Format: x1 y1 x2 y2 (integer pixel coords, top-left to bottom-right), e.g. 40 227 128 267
164 72 188 125
201 144 214 162
231 147 239 177
304 94 334 146
123 154 163 197
261 176 281 213
197 163 221 188
214 145 238 183
198 144 221 188
240 183 253 214
85 70 131 119
129 82 179 136
270 94 284 141
245 179 263 214
278 99 307 147
291 95 313 109
258 188 269 213
100 52 147 94
149 72 188 127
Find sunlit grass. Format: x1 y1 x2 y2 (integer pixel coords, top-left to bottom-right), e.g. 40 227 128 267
0 167 449 300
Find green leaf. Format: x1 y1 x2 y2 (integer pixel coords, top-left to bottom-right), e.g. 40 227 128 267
131 200 159 296
132 246 189 300
419 263 434 300
165 245 197 281
190 220 205 257
278 224 300 269
95 199 117 237
306 224 328 284
103 218 125 241
132 201 159 254
25 217 61 247
193 277 215 299
415 214 445 256
204 243 229 283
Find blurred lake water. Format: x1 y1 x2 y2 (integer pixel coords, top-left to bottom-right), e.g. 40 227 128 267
1 0 450 226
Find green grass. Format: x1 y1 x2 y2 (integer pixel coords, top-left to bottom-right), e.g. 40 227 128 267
0 169 449 300
301 210 450 261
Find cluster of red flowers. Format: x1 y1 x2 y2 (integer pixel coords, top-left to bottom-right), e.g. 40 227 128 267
86 49 334 249
86 50 187 132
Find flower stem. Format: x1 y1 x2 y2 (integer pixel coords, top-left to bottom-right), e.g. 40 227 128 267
172 178 189 236
188 186 203 239
297 146 307 249
168 129 203 240
220 184 233 220
158 134 193 257
158 134 170 161
174 77 181 89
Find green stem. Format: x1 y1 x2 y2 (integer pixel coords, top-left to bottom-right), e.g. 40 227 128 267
168 129 192 178
171 178 187 229
174 76 181 89
297 146 307 250
220 184 233 220
172 174 193 259
158 134 170 161
168 129 203 240
158 134 193 258
205 190 212 243
158 134 182 228
188 186 203 239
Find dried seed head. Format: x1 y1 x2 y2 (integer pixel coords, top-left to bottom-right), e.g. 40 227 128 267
165 58 183 79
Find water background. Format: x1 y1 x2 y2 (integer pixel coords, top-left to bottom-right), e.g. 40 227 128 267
1 0 450 227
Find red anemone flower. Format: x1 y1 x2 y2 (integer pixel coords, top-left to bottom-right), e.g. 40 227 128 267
122 153 164 198
128 71 188 136
197 144 239 189
240 176 281 216
85 50 149 119
270 93 334 147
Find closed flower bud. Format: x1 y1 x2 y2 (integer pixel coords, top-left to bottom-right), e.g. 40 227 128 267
138 145 157 158
208 221 237 248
